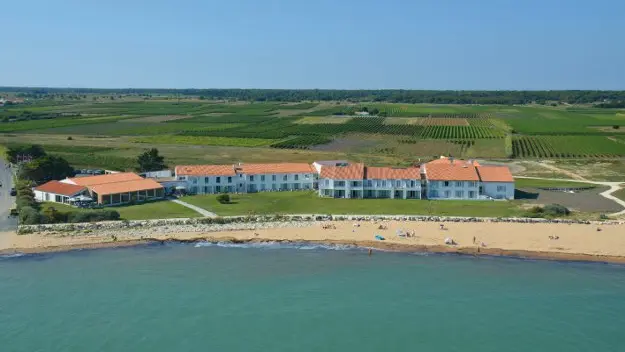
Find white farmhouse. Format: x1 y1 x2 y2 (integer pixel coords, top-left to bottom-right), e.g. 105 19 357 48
174 163 316 194
422 158 481 200
318 162 421 199
476 166 515 199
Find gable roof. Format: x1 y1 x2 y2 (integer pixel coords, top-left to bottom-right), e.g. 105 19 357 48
88 179 163 196
476 166 514 182
424 163 480 181
34 181 86 197
238 163 314 175
427 156 480 167
365 167 420 179
175 165 236 176
319 163 365 180
67 172 143 186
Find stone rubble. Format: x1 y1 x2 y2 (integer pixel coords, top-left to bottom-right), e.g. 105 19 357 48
18 214 624 237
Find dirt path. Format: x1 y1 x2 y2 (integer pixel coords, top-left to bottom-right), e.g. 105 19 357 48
527 161 588 181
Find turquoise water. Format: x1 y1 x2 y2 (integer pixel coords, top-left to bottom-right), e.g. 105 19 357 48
2 243 625 352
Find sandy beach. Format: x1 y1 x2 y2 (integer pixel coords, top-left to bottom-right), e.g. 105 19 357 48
2 220 625 263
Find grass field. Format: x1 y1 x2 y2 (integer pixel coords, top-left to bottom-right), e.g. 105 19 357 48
42 200 200 220
182 191 524 217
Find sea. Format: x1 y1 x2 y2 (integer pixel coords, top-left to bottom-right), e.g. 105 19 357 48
1 242 625 352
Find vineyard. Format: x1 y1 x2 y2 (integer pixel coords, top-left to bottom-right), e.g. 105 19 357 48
512 136 625 158
2 99 624 160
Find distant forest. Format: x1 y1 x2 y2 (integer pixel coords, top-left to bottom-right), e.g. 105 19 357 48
2 87 625 105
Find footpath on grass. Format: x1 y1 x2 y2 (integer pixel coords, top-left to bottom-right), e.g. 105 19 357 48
514 176 625 217
170 199 216 217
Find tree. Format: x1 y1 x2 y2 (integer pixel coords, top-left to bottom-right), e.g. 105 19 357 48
19 155 74 184
136 148 167 172
6 144 46 164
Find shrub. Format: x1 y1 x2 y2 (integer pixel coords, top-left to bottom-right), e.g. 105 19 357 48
216 194 230 204
67 136 73 140
66 210 121 223
543 203 570 216
613 125 620 130
19 206 43 225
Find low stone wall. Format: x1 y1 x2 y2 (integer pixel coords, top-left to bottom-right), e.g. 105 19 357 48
17 214 623 235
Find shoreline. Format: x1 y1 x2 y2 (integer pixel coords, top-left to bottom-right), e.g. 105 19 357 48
4 218 625 264
4 236 625 264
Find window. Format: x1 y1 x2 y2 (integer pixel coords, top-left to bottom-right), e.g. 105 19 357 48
261 175 265 182
281 183 288 190
497 185 506 192
295 175 299 181
272 183 277 190
203 186 208 193
204 177 209 183
283 175 288 181
272 175 276 181
396 180 401 187
430 181 438 189
293 183 300 190
227 177 232 183
305 174 310 179
468 191 476 199
336 181 345 187
215 186 221 193
178 176 186 180
250 175 254 182
468 181 477 187
216 177 221 183
351 181 360 187
324 179 330 186
444 190 451 198
365 180 372 187
192 178 197 184
455 190 463 198
444 181 450 187
455 181 463 187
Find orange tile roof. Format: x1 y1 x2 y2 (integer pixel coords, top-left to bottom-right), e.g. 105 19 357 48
175 165 236 176
34 181 86 197
427 156 480 167
68 172 143 186
239 163 314 175
89 179 163 196
476 166 514 182
424 163 480 181
319 163 365 179
365 167 420 179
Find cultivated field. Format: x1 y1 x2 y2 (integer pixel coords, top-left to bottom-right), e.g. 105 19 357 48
1 99 625 170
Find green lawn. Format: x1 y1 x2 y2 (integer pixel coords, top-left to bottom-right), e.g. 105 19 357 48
182 191 523 217
42 200 200 220
514 178 597 189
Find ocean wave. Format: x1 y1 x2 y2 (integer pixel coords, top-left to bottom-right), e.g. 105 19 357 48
0 252 28 260
194 241 358 251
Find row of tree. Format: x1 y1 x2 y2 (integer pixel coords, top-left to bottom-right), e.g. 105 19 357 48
3 87 625 105
7 145 74 185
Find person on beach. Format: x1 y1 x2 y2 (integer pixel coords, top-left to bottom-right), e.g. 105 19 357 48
473 236 476 244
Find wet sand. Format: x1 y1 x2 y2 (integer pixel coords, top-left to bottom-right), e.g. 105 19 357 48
2 220 625 263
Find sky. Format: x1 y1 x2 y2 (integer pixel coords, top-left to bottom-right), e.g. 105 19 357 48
2 0 624 90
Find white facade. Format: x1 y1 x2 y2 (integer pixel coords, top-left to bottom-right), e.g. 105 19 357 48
34 189 86 204
426 180 480 200
177 172 316 195
481 182 515 200
319 178 421 199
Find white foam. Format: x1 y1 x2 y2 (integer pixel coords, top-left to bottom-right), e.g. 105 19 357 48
194 241 357 251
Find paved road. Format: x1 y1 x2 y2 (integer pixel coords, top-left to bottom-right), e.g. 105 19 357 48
0 158 18 232
515 176 625 217
170 199 217 217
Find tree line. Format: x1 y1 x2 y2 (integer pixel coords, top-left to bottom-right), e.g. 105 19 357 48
3 87 625 105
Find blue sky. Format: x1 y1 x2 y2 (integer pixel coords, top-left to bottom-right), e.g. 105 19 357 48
2 0 624 89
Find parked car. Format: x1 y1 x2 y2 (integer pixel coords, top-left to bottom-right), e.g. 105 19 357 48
10 188 16 196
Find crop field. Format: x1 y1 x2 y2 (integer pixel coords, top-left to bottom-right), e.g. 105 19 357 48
512 136 625 158
1 99 624 167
